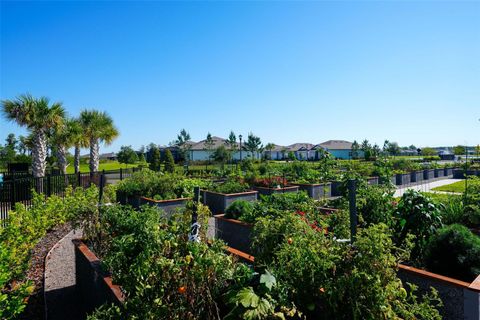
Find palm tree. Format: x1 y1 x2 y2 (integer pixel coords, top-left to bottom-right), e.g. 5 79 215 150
79 110 119 173
1 94 65 178
69 118 88 174
50 118 82 174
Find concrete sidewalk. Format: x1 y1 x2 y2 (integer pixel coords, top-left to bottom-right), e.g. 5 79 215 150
394 178 463 197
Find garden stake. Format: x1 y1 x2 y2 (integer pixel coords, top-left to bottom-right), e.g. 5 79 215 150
348 179 358 243
189 186 201 242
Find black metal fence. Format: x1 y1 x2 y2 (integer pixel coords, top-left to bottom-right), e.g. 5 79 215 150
0 167 140 224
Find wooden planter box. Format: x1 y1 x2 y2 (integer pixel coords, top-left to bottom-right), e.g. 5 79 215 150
367 177 379 185
291 182 332 199
202 190 258 215
398 264 480 320
116 190 141 208
140 197 190 216
434 168 445 178
214 214 253 254
410 171 424 183
395 173 410 186
423 169 435 180
252 185 299 197
72 239 124 315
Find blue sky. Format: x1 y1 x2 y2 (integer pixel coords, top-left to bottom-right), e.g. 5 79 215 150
1 1 479 152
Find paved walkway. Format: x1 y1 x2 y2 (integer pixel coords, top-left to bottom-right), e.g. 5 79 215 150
44 229 84 320
394 178 463 197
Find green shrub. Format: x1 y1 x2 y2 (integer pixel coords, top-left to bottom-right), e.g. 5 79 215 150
211 178 248 194
425 224 480 282
225 200 255 221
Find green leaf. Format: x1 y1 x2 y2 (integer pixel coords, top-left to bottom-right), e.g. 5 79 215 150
237 287 260 308
260 270 276 290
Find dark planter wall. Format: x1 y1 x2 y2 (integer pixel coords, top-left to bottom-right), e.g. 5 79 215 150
292 183 331 199
116 191 141 208
434 168 445 178
395 174 410 186
252 186 299 197
214 215 252 254
202 190 258 215
444 168 454 177
410 171 424 183
73 240 124 315
330 181 343 197
141 197 190 216
423 169 435 180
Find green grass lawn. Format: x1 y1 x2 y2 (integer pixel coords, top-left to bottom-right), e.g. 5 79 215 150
65 161 138 174
431 181 466 193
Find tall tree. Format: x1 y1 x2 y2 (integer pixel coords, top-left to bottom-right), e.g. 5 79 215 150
175 129 191 162
164 149 175 173
149 146 161 171
351 140 360 159
69 118 88 174
205 133 215 160
264 143 275 160
213 145 230 170
1 94 65 177
117 145 138 167
244 133 262 159
50 118 79 174
453 145 466 155
79 110 119 173
226 131 237 162
387 142 400 157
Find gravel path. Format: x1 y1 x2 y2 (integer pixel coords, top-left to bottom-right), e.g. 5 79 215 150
44 229 84 320
394 178 463 197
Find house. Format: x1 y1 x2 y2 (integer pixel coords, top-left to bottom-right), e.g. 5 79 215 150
188 136 239 161
286 143 314 160
314 140 360 160
264 144 287 160
99 152 117 161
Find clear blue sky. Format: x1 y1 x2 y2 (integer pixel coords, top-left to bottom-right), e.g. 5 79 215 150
1 1 479 152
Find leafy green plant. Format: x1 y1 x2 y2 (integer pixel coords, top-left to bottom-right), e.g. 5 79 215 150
394 190 443 262
210 177 249 194
425 224 480 282
225 200 255 221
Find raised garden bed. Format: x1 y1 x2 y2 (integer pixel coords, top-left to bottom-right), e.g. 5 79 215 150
214 214 253 254
434 168 445 178
202 190 258 215
252 185 299 197
367 177 379 185
410 171 424 183
72 239 124 315
330 181 343 196
140 196 190 216
395 173 410 186
444 167 454 177
423 169 435 180
453 169 480 179
398 264 480 320
291 182 331 199
116 190 141 208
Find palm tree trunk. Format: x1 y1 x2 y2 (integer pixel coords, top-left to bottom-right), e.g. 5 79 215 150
74 145 81 173
57 145 68 175
31 130 47 178
89 138 100 173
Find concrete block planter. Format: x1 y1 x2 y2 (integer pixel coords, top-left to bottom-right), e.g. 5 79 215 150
453 169 480 179
72 239 124 315
291 182 332 199
202 190 258 215
367 177 379 185
423 169 435 181
434 168 445 178
214 214 252 254
398 264 480 320
395 173 410 186
444 168 454 177
140 197 190 216
116 190 141 208
252 185 299 197
330 181 343 197
410 171 424 183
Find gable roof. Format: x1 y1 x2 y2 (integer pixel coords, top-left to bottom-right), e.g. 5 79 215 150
317 140 353 150
286 143 314 151
191 136 229 150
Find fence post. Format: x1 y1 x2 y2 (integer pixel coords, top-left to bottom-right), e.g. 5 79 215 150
10 178 16 210
348 179 358 243
189 187 201 242
120 168 123 181
47 174 51 197
98 172 105 204
77 171 81 187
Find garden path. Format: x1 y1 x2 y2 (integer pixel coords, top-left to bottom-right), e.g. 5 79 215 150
394 178 463 197
44 229 84 320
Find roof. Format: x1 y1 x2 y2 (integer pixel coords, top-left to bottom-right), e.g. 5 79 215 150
286 143 314 151
190 136 230 150
317 140 353 150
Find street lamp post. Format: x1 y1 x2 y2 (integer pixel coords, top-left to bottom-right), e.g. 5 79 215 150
239 134 243 162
